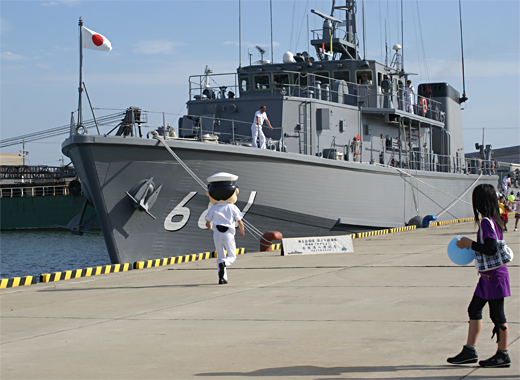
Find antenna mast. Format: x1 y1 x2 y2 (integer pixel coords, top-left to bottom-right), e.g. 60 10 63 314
458 0 468 103
78 17 84 128
239 0 242 68
270 0 274 63
362 0 366 60
400 0 404 73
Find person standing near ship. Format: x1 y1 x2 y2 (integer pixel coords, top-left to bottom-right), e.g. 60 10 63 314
447 184 511 368
501 174 511 196
404 80 415 114
205 172 245 284
251 106 273 149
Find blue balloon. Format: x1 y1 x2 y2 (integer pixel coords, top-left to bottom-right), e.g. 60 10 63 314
447 237 474 265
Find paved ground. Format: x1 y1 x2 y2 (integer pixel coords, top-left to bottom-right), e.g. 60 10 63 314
1 223 519 380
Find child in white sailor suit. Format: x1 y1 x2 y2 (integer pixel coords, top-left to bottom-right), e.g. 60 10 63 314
205 172 245 284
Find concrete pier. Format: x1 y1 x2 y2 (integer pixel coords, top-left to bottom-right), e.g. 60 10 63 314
1 223 518 379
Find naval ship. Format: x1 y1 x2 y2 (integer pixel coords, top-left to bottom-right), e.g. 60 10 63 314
62 1 496 264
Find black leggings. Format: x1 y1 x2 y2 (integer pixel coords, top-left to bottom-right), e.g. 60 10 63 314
467 294 506 323
468 294 507 342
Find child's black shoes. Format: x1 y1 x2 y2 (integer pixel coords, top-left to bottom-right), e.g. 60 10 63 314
447 345 478 364
479 350 511 368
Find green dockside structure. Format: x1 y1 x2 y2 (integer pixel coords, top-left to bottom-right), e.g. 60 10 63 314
1 194 98 230
0 165 99 231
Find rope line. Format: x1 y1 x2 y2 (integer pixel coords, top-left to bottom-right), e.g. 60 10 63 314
242 219 263 237
436 173 482 218
154 137 207 190
392 166 477 206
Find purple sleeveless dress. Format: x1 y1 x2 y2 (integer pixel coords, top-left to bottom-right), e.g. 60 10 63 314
474 218 511 300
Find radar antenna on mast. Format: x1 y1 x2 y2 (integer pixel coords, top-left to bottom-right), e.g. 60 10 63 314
256 46 267 64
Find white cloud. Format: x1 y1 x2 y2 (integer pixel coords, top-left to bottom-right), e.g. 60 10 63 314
41 0 80 7
132 40 185 55
1 51 25 60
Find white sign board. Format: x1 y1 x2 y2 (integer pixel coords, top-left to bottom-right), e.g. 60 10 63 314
282 235 354 256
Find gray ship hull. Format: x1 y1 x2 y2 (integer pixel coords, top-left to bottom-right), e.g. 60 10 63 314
62 134 495 264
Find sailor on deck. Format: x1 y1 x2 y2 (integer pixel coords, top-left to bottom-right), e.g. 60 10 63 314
404 80 415 114
205 172 245 284
251 105 273 149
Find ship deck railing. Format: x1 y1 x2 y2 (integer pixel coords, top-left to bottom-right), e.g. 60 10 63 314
177 110 495 176
361 142 497 175
188 71 443 123
0 184 71 199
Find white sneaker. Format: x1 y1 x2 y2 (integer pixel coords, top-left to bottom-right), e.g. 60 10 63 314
515 228 518 231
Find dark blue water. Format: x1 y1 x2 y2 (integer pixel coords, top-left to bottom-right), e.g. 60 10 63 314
0 231 110 279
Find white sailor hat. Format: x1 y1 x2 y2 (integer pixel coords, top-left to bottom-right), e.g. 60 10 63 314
207 172 238 183
207 172 239 201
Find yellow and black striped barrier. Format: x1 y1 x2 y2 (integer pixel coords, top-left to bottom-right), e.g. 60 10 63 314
40 263 133 283
133 248 246 270
270 243 281 250
0 276 38 289
430 217 475 227
353 226 416 239
1 248 248 289
389 225 416 234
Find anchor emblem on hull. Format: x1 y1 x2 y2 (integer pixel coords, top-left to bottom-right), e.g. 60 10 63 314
126 176 163 220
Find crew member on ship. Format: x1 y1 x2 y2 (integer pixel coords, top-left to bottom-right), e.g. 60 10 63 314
404 80 415 114
251 105 273 149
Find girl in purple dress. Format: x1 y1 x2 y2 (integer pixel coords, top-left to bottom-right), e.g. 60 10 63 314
447 184 511 368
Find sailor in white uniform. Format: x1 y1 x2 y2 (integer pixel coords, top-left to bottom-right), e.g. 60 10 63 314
251 105 273 149
205 172 245 284
404 80 415 114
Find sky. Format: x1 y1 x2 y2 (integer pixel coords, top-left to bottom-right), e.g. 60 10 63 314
1 0 519 166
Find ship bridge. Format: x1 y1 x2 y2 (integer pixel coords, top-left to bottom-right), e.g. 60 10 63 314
183 60 467 174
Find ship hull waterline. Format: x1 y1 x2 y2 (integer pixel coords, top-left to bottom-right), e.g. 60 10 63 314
62 134 495 264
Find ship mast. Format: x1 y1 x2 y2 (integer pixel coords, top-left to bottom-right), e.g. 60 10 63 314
310 0 360 61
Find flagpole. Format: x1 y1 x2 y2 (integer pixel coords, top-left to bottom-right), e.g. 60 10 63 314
78 17 84 129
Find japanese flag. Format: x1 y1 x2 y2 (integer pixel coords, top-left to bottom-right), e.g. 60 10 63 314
82 26 112 51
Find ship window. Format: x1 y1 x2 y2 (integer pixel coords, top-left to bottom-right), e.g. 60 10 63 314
293 73 308 89
333 70 350 83
253 74 270 90
377 72 383 87
314 71 330 85
356 70 373 85
273 73 290 89
240 76 250 92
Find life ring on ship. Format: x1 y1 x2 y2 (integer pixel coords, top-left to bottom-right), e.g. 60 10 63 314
421 98 428 115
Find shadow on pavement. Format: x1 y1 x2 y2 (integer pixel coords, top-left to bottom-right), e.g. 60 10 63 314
194 364 496 377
